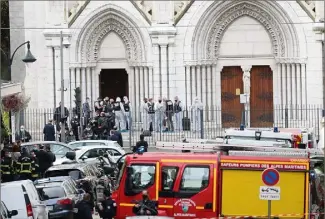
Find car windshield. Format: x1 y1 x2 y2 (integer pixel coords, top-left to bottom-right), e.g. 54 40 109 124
69 142 106 149
45 169 83 180
37 186 65 200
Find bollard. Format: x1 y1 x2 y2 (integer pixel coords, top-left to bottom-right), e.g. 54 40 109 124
200 109 204 139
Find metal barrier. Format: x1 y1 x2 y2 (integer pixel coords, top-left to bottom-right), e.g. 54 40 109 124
12 105 322 147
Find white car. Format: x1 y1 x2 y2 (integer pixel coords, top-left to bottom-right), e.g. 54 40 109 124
1 180 48 219
68 140 117 149
58 144 126 165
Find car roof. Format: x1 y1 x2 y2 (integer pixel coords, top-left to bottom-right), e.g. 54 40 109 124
22 141 70 147
75 144 125 152
34 176 73 184
1 180 32 188
69 140 111 144
46 162 95 171
35 182 62 188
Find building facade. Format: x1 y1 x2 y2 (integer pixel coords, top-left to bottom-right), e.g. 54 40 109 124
9 0 325 127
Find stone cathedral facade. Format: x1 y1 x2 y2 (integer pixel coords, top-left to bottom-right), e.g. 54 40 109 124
9 0 325 126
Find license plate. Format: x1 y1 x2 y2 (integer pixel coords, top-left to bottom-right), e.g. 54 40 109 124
73 208 78 213
47 206 53 211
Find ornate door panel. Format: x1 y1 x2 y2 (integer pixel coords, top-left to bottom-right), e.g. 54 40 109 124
221 66 244 128
250 66 274 127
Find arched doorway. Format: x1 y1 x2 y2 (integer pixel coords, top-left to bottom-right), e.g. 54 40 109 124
99 68 129 100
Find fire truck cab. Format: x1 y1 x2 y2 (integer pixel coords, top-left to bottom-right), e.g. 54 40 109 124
111 142 323 219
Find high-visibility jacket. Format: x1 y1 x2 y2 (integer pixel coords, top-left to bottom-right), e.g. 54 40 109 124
1 157 14 175
31 157 39 178
17 155 34 174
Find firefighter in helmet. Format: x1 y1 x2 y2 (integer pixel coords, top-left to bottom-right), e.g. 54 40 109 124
1 150 15 182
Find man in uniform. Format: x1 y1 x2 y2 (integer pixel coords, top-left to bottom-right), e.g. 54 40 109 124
70 115 80 141
1 150 15 182
163 98 174 132
147 98 155 132
155 97 165 132
114 97 126 131
17 147 34 180
132 190 158 215
123 96 131 131
30 150 40 181
96 190 117 219
173 96 183 132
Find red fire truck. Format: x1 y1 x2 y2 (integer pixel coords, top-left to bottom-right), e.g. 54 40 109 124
111 142 323 219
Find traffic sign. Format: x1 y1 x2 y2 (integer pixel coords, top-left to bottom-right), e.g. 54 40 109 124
259 186 281 200
262 168 279 186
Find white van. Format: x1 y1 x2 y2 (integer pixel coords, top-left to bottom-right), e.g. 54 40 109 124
1 180 48 219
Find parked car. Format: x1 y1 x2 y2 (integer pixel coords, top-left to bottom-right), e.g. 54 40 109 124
59 145 126 165
1 180 48 219
21 141 74 165
34 176 83 219
0 201 18 219
68 140 116 149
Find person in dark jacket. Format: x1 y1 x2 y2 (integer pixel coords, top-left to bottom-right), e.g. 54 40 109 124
132 190 158 216
108 130 119 142
17 148 34 180
74 193 93 219
96 190 117 219
43 119 55 141
15 126 32 142
112 126 123 147
35 145 52 177
45 145 56 165
133 134 148 153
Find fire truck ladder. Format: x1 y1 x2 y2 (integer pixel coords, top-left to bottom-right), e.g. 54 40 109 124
155 141 324 158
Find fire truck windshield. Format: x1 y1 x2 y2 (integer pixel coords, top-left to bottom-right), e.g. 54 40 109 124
125 164 156 191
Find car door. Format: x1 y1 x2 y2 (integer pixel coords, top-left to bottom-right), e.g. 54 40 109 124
78 149 99 163
25 182 48 219
104 148 122 162
158 163 180 216
173 164 216 219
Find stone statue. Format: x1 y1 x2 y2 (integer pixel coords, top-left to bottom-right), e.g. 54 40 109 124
242 70 250 94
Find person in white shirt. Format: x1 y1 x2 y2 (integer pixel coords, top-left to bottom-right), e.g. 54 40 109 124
154 97 165 132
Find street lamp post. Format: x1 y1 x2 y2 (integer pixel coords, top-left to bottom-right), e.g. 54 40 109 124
0 41 37 145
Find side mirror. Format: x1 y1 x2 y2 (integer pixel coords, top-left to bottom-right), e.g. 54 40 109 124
81 156 88 160
10 210 18 217
103 165 115 175
66 151 76 160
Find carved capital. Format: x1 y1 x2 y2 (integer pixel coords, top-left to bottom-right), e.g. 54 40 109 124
241 65 252 73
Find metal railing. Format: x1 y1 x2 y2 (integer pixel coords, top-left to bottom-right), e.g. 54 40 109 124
13 105 323 147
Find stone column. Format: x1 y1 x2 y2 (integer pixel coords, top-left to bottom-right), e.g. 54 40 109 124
215 65 222 126
87 67 92 100
90 67 95 111
75 67 81 89
286 64 291 107
160 45 168 98
153 45 160 99
185 65 191 107
211 64 217 120
48 47 56 109
94 70 100 103
130 67 137 121
281 63 287 106
70 68 76 109
202 65 207 121
144 67 149 98
135 67 140 121
148 67 153 98
301 63 307 105
296 63 301 120
207 65 212 121
81 67 86 103
54 47 61 106
196 65 202 101
140 67 145 99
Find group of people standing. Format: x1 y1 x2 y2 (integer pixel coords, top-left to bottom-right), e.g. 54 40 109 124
140 96 204 133
1 143 56 182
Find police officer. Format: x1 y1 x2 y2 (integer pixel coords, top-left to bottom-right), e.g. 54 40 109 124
71 115 80 141
30 150 40 181
1 150 14 182
173 96 183 132
132 190 158 215
114 97 126 131
164 98 174 132
123 96 131 131
17 147 34 180
96 190 117 219
147 98 155 132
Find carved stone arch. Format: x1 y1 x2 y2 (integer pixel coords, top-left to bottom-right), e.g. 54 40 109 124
206 3 285 59
191 1 300 60
77 7 145 63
